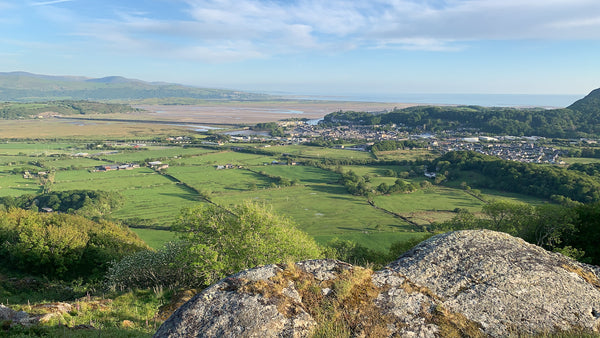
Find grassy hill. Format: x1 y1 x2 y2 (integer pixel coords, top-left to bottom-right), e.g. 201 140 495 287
0 72 273 102
0 100 139 119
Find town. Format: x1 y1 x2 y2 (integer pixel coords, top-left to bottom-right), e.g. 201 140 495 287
216 120 571 164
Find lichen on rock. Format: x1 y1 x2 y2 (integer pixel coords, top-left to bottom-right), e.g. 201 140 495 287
155 230 600 337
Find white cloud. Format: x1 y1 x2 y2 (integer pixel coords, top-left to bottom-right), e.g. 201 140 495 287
30 0 74 6
56 0 600 63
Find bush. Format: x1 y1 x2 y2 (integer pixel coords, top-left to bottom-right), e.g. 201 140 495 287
106 241 195 291
0 208 147 280
172 202 323 286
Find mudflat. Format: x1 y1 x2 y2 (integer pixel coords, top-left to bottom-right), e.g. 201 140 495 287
134 100 416 124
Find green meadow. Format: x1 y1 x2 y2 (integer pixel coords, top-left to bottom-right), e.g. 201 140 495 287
263 144 375 161
96 146 217 163
0 141 552 252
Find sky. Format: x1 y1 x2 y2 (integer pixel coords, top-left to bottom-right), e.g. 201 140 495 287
1 0 600 96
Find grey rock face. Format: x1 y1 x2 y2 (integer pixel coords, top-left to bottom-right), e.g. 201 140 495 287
155 230 600 337
0 304 36 327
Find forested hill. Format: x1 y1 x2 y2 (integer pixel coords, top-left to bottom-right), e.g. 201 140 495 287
568 87 600 115
322 88 600 138
0 72 272 102
0 100 138 119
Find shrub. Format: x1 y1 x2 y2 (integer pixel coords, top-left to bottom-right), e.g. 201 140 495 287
106 241 195 291
0 208 147 280
172 202 323 286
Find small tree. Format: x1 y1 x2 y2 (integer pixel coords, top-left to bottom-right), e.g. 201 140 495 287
173 202 322 286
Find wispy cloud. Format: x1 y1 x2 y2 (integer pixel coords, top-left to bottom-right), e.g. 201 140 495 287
30 0 74 6
52 0 600 62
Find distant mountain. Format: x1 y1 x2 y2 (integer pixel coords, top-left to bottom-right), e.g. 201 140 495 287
84 76 141 84
568 87 600 115
0 72 272 102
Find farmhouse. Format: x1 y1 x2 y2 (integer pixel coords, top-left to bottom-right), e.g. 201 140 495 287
95 163 139 172
148 161 169 170
96 165 119 171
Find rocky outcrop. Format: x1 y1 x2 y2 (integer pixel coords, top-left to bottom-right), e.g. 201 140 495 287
0 304 38 327
155 230 600 337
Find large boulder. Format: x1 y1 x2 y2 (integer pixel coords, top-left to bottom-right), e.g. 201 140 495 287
155 230 600 337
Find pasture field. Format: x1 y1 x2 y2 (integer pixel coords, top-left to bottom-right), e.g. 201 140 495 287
561 157 600 164
97 146 218 163
0 141 557 251
130 228 178 250
374 186 483 214
167 166 269 192
0 142 79 154
313 231 428 251
53 168 166 191
187 151 276 166
51 167 200 227
212 185 414 236
373 187 484 225
0 155 41 165
0 175 42 196
253 165 340 184
478 189 549 205
375 148 438 161
38 157 109 169
337 164 412 176
111 183 201 227
263 145 375 161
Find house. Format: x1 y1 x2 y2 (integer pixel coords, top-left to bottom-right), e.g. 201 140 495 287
216 164 235 170
96 165 119 171
424 171 436 178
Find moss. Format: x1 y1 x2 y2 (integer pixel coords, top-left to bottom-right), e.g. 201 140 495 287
431 305 485 338
561 264 600 289
399 277 442 301
231 262 393 337
155 289 197 321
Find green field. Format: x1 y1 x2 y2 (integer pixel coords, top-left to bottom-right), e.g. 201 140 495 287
130 228 178 250
375 148 438 161
0 141 559 251
97 146 218 163
263 145 375 161
0 175 42 196
0 142 78 154
167 166 270 192
561 157 600 164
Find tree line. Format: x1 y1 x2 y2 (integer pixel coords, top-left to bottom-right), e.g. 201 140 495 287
432 200 600 265
321 88 600 138
431 151 600 203
0 190 122 217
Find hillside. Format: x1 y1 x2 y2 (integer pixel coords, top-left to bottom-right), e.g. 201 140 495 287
0 100 138 119
569 87 600 115
323 87 600 138
156 230 600 337
0 72 272 102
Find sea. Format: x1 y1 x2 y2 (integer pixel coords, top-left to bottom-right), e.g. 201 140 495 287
286 93 583 108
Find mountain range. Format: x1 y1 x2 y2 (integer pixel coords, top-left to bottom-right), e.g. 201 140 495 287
0 72 272 102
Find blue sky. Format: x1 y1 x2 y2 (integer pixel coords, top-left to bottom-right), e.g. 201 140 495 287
1 0 600 96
